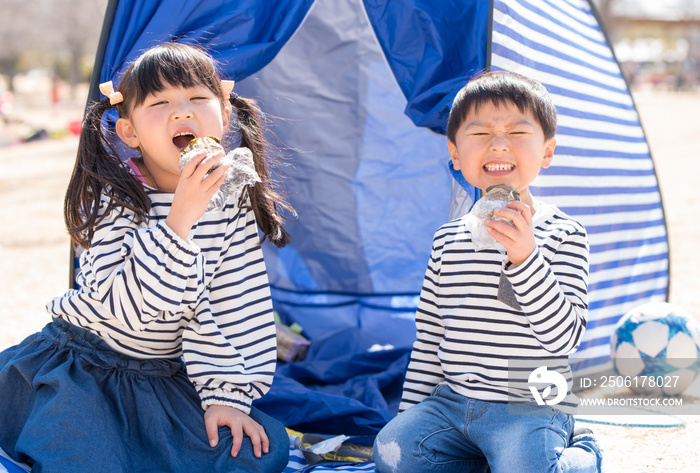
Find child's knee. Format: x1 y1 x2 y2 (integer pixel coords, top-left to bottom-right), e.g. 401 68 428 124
246 408 289 471
265 417 290 452
373 418 429 473
373 432 404 473
260 441 289 473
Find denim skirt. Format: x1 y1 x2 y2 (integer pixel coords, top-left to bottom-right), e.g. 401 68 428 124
0 318 289 473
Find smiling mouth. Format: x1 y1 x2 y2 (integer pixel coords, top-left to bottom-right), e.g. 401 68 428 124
173 133 196 150
484 163 514 172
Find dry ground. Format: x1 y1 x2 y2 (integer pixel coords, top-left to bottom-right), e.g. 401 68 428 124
0 90 699 472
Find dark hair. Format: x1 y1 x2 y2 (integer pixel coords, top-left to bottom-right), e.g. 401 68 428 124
446 71 557 143
65 42 292 249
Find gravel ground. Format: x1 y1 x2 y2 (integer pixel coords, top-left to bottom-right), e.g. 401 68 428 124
0 90 699 472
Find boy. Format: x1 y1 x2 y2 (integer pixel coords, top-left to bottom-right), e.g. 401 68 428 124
373 71 602 473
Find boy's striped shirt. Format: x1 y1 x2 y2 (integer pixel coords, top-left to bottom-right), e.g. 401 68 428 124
400 200 589 411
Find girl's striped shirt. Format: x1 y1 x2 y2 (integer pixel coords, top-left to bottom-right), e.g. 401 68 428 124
48 188 276 414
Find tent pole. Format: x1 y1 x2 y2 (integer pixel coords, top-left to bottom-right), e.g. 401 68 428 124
86 0 119 105
486 0 494 72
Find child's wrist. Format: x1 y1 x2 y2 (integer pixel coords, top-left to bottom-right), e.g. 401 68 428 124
165 214 193 240
507 247 535 267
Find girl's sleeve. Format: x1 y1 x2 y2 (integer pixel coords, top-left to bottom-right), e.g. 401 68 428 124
182 206 277 413
399 233 446 412
504 220 589 355
79 198 207 331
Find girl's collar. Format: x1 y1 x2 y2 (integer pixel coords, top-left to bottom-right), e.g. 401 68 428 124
125 157 157 189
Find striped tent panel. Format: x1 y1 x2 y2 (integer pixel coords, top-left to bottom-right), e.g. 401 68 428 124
490 0 670 373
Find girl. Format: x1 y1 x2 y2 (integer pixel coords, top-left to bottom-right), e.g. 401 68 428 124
0 42 292 472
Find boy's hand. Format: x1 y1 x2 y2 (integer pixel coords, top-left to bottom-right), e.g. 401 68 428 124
204 404 270 459
166 149 230 240
484 200 535 267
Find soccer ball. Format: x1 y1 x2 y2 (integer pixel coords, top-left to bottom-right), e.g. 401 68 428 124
610 302 700 396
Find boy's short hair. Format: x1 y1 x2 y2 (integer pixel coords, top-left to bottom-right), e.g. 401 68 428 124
447 71 557 143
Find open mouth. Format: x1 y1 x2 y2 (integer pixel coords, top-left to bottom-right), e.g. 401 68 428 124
484 163 514 172
173 132 196 150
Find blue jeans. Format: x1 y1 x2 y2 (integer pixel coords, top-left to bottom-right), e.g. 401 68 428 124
373 385 602 473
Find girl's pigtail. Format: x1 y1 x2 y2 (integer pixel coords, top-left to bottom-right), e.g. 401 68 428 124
64 98 148 249
230 93 293 248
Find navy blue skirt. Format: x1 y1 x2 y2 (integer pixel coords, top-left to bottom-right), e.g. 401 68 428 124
0 319 289 472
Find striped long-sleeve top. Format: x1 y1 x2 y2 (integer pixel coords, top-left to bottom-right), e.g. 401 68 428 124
47 188 276 414
399 200 589 411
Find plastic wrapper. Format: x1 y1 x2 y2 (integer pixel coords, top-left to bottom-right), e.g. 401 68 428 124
178 137 261 212
289 433 373 464
465 184 521 252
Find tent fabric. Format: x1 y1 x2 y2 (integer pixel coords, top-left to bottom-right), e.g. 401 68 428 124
488 0 669 374
362 0 492 133
255 340 411 436
52 0 667 463
234 0 483 358
234 0 469 434
100 0 315 84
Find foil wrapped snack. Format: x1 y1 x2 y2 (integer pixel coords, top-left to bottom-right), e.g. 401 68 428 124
465 184 521 252
178 137 261 212
179 136 226 171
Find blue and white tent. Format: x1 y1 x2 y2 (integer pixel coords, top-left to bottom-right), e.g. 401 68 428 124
3 0 667 471
90 0 669 435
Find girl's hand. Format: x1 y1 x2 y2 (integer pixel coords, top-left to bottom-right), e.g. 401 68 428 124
204 404 270 459
166 149 229 240
484 200 536 267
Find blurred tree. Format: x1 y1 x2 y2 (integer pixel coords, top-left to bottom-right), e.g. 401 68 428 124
0 0 35 91
0 0 107 92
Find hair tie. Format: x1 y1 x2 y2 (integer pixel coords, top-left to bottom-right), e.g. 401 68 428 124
221 80 236 99
99 81 123 105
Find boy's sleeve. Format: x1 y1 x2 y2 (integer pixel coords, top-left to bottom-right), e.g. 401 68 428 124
504 221 589 355
182 205 277 413
399 233 446 412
